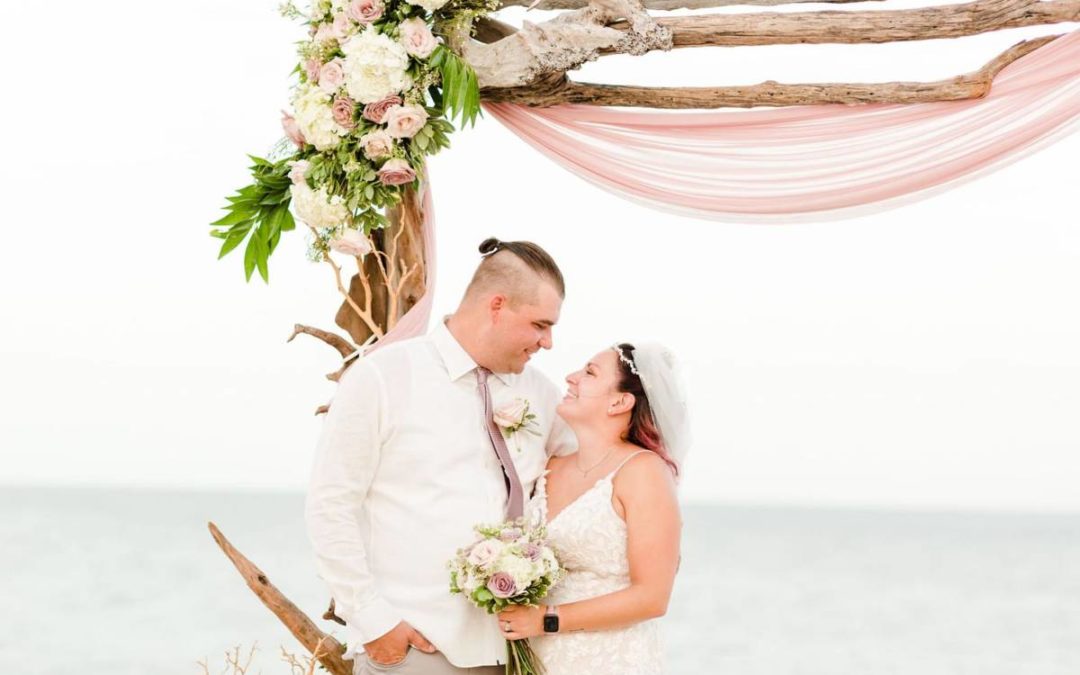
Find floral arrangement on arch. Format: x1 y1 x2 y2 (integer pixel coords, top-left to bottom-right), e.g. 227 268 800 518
211 0 492 285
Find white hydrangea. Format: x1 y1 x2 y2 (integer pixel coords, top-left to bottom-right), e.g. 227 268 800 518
497 554 540 590
407 0 450 10
340 28 412 104
291 183 349 229
291 85 342 151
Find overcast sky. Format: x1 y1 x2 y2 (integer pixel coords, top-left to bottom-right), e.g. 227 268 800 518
1 2 1077 511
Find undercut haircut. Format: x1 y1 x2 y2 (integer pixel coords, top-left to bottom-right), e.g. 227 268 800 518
464 237 565 305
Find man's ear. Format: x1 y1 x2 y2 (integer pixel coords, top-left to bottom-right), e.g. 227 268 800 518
489 293 507 320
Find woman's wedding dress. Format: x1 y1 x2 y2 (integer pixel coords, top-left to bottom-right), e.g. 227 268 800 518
527 450 665 675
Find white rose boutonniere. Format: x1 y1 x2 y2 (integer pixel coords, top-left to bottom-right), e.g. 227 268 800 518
493 398 541 452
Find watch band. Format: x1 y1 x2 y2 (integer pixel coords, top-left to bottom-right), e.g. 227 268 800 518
543 604 560 633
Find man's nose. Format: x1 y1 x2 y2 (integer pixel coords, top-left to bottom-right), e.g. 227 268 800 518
539 328 553 350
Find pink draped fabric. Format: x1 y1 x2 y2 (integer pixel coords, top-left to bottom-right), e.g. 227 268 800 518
365 181 437 350
485 30 1080 222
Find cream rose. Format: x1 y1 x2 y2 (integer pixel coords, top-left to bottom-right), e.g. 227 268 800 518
383 104 429 139
288 159 311 186
318 59 346 94
330 228 373 257
359 130 394 159
493 398 529 429
330 12 354 40
467 539 504 570
399 17 438 59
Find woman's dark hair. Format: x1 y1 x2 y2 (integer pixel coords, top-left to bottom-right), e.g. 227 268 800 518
614 343 679 476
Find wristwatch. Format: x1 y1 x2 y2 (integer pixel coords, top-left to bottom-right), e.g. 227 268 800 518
543 605 560 633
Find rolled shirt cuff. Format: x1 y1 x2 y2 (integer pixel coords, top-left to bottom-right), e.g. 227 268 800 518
346 597 402 652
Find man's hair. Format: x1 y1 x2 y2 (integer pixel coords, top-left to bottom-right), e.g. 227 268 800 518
463 237 565 305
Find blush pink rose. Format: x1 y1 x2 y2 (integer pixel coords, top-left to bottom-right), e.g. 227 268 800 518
377 158 417 186
362 95 403 124
281 111 305 148
359 130 394 160
304 57 322 84
486 572 518 599
318 59 346 94
346 0 384 24
383 104 429 139
399 18 438 59
330 12 353 40
330 229 373 257
288 159 311 186
331 95 356 129
493 398 528 429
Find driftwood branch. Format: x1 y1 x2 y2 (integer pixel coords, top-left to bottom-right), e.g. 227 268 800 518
287 324 357 358
482 34 1059 107
208 522 352 675
501 0 878 9
468 0 1078 104
641 0 1080 48
454 0 673 88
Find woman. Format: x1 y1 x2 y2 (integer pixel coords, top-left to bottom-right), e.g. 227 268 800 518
497 342 690 674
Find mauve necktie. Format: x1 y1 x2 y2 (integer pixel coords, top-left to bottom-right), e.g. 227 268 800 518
476 366 524 520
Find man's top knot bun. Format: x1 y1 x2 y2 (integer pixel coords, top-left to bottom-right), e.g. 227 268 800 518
479 237 501 257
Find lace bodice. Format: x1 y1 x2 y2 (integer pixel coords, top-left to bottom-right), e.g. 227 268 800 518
525 451 665 675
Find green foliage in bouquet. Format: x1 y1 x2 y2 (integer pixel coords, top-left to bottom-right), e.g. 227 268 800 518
210 0 488 283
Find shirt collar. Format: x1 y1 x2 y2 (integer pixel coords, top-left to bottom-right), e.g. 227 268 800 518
430 317 511 386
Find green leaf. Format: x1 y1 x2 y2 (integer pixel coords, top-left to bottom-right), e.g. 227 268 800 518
253 228 270 283
243 235 258 281
218 229 249 259
211 209 253 227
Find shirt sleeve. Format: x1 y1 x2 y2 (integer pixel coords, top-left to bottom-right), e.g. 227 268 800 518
304 358 402 645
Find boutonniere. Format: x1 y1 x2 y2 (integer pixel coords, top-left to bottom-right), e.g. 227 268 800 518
493 397 541 451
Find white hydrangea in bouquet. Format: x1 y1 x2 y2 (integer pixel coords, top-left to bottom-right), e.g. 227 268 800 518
449 521 565 675
211 0 493 282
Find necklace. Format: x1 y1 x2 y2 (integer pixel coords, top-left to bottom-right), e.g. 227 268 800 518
575 447 617 476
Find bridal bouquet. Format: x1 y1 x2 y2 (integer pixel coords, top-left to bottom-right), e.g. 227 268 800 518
211 0 493 282
449 520 564 675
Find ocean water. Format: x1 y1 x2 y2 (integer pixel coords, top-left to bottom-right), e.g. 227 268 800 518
1 487 1078 675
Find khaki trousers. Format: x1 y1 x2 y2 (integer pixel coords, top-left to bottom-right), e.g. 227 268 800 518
355 649 503 675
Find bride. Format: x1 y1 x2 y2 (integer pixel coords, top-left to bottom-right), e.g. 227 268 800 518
497 342 689 674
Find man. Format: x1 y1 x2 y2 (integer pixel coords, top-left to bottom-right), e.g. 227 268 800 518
306 237 577 674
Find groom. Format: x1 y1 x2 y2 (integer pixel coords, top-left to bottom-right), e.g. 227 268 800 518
306 237 577 675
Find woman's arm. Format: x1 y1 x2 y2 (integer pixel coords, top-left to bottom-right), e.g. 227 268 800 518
499 452 681 638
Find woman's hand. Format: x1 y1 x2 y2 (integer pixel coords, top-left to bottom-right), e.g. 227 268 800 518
496 604 546 641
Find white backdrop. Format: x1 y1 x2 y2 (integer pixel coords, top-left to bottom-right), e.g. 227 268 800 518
1 1 1077 511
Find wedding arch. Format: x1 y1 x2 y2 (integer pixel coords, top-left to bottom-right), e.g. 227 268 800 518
208 0 1080 670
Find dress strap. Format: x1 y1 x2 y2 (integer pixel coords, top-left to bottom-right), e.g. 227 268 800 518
604 450 652 481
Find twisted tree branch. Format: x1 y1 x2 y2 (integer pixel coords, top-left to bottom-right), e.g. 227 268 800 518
500 0 878 9
639 0 1080 48
482 34 1059 107
208 523 352 675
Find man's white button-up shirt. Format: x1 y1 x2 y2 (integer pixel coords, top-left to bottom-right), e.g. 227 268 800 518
305 319 577 667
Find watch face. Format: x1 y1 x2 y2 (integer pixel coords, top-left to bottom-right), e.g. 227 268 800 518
543 614 559 633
